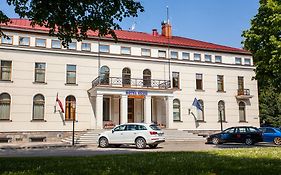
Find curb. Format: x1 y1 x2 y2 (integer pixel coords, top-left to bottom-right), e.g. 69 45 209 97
0 144 88 150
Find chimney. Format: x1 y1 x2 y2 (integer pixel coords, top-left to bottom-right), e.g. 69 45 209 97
152 29 158 36
161 21 172 38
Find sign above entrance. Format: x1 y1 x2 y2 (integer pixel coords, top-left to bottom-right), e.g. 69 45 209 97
126 90 148 96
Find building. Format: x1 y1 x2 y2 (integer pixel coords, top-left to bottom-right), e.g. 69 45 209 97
0 19 259 140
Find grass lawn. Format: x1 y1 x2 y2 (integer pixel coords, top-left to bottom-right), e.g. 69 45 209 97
0 147 280 175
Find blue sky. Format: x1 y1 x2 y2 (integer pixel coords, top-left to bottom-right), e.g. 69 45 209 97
0 0 259 48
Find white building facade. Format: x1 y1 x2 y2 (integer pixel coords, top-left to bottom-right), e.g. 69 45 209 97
0 19 259 136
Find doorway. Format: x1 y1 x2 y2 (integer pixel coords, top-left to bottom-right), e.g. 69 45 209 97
128 98 134 123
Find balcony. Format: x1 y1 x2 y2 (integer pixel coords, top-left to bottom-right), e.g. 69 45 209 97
236 89 253 100
92 76 171 90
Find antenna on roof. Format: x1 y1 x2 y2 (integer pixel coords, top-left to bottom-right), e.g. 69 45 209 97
166 6 170 24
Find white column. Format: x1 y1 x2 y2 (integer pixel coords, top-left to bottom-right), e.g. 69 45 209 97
144 96 152 123
165 96 173 128
120 95 128 124
95 94 103 129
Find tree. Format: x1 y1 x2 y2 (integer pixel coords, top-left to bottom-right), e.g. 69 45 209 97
242 0 281 91
0 0 144 46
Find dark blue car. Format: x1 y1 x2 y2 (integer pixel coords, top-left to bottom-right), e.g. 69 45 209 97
260 127 281 145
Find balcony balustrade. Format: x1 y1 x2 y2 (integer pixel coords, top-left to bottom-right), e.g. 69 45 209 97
236 89 253 99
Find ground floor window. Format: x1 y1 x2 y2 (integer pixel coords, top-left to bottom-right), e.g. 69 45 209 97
65 95 76 120
239 101 246 122
173 99 180 121
197 99 204 121
32 94 45 120
0 93 11 120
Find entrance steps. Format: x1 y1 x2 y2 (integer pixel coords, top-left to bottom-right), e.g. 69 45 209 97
61 129 105 144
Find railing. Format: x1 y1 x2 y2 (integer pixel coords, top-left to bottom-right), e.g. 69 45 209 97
237 89 250 96
92 76 171 89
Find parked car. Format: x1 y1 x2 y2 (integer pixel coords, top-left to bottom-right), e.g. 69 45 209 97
259 127 281 145
206 126 263 145
98 123 165 149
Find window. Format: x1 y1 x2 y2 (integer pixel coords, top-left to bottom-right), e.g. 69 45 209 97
197 99 204 121
244 58 251 65
158 50 166 58
68 42 76 50
1 36 13 44
65 95 76 120
217 75 224 92
99 45 109 53
114 125 126 131
173 99 180 121
66 65 76 84
32 94 45 120
100 66 110 85
182 52 190 60
35 38 46 47
194 53 201 61
218 100 226 122
121 47 131 55
143 69 151 87
19 37 30 46
122 67 131 86
51 40 61 49
215 56 222 63
141 48 151 56
239 101 246 122
196 73 203 90
172 72 179 89
235 57 242 64
171 51 178 59
0 60 12 81
34 63 46 83
238 76 244 95
81 43 91 51
0 93 11 120
204 54 212 62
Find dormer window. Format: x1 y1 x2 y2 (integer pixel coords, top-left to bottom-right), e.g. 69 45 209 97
35 38 46 47
204 54 212 62
158 50 166 58
171 51 178 59
19 37 30 46
244 58 251 65
121 47 131 55
1 36 13 45
194 53 201 61
235 57 242 65
215 56 222 63
99 45 109 53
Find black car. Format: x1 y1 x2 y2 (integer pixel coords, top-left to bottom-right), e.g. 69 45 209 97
206 126 263 145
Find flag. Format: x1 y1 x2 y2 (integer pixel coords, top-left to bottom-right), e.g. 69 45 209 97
56 93 64 113
192 98 202 111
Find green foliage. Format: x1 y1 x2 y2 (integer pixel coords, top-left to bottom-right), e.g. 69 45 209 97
0 0 144 46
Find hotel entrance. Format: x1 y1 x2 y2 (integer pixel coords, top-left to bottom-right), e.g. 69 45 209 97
127 95 144 123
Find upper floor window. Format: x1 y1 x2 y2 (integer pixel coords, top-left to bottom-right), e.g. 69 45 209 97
51 40 61 49
172 72 179 89
34 63 46 83
143 69 151 87
100 66 110 85
121 46 131 55
244 58 251 65
235 57 242 65
99 45 109 53
204 54 212 62
217 75 224 92
66 64 76 84
158 50 166 58
141 48 151 56
196 73 203 90
0 93 11 120
0 60 12 81
194 53 201 61
81 43 91 51
68 42 76 50
19 37 30 46
215 56 222 63
122 67 131 86
182 52 190 60
35 38 46 47
171 51 178 59
32 94 45 120
1 36 13 45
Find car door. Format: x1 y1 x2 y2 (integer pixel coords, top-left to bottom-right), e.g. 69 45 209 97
109 125 127 144
263 128 276 142
232 127 245 143
221 128 235 142
123 124 138 144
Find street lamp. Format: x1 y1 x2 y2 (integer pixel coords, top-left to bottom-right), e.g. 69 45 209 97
218 103 224 131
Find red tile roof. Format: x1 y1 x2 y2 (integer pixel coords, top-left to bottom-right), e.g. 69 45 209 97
1 19 250 54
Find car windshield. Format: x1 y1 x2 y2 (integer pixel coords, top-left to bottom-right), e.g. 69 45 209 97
150 124 161 131
276 128 281 132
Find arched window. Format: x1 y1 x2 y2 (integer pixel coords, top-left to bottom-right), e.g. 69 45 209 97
65 95 76 120
122 67 131 86
173 99 180 121
218 100 225 122
0 93 11 120
239 101 246 122
100 66 110 85
143 69 151 87
33 94 45 120
197 99 204 121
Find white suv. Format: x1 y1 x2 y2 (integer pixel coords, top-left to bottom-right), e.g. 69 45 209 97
98 123 165 149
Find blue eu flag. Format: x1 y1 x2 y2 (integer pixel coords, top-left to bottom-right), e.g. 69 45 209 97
192 98 202 111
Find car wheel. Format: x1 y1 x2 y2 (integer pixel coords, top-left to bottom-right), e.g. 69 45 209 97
273 137 281 145
245 138 253 145
99 137 109 148
212 137 220 145
149 144 158 149
135 137 146 149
